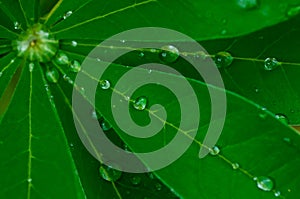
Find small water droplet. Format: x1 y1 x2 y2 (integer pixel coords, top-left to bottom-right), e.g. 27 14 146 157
259 107 268 119
0 72 3 77
79 87 85 94
70 143 74 147
287 6 300 18
209 146 220 155
99 165 122 182
130 176 141 185
55 52 69 65
14 21 21 30
10 59 15 63
264 58 280 71
255 176 274 192
221 29 227 35
70 60 81 72
120 39 126 43
29 63 34 72
133 96 147 111
96 58 101 62
155 183 162 191
45 68 59 83
139 52 145 57
274 190 281 197
254 88 259 93
275 114 289 125
91 110 98 120
100 119 112 131
99 80 110 90
214 51 233 68
237 0 258 10
159 45 180 63
27 178 32 183
283 137 291 143
63 11 73 19
71 40 77 47
148 69 152 74
232 163 240 170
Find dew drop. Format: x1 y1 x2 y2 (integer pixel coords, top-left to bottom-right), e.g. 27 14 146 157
275 114 289 125
70 60 81 72
139 52 145 57
133 96 147 111
255 176 274 192
221 29 227 35
91 110 98 120
63 11 73 19
237 0 258 10
259 107 268 119
99 165 122 182
120 39 126 43
45 68 59 83
99 80 110 90
232 163 240 170
27 178 32 183
0 72 3 77
14 21 21 30
274 190 281 197
209 146 220 155
130 176 141 185
264 58 280 71
155 183 162 191
71 40 77 47
283 137 291 143
100 119 112 131
28 63 34 72
55 52 70 65
159 45 180 63
214 51 233 68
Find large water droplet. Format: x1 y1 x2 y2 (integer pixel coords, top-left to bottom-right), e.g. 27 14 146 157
232 163 240 170
274 190 281 197
209 146 220 155
55 52 70 65
264 58 280 71
130 176 141 185
159 45 180 63
70 60 81 72
214 51 233 68
99 165 122 182
63 11 73 19
237 0 258 10
99 80 110 90
45 68 59 83
255 176 274 192
100 119 112 131
133 96 147 111
275 114 288 125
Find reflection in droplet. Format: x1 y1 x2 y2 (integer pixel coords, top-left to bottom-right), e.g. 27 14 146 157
99 165 122 182
70 60 81 72
14 21 21 30
274 190 281 197
133 96 147 111
100 119 112 131
159 45 180 63
264 57 280 71
63 11 73 19
209 146 220 156
255 176 274 192
214 51 233 68
99 80 111 90
45 68 59 83
275 114 288 125
55 52 69 65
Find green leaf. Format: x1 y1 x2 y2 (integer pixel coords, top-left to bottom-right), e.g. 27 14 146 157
0 65 85 198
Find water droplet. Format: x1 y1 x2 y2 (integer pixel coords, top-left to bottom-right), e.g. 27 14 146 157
274 190 281 197
255 176 274 192
99 165 122 182
71 40 77 47
70 60 81 72
27 178 32 183
159 45 180 63
28 63 34 72
100 119 112 131
283 137 291 143
264 58 280 71
14 21 21 30
133 96 147 111
10 59 15 63
45 68 59 83
259 107 268 119
275 114 288 124
287 6 300 18
232 163 240 170
70 143 74 147
209 146 220 155
120 39 126 43
99 80 110 90
91 110 98 120
55 52 69 65
155 183 162 191
214 51 233 68
237 0 258 10
0 72 3 77
63 11 73 19
130 176 141 185
139 52 145 57
254 88 259 93
79 87 85 94
221 29 227 35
